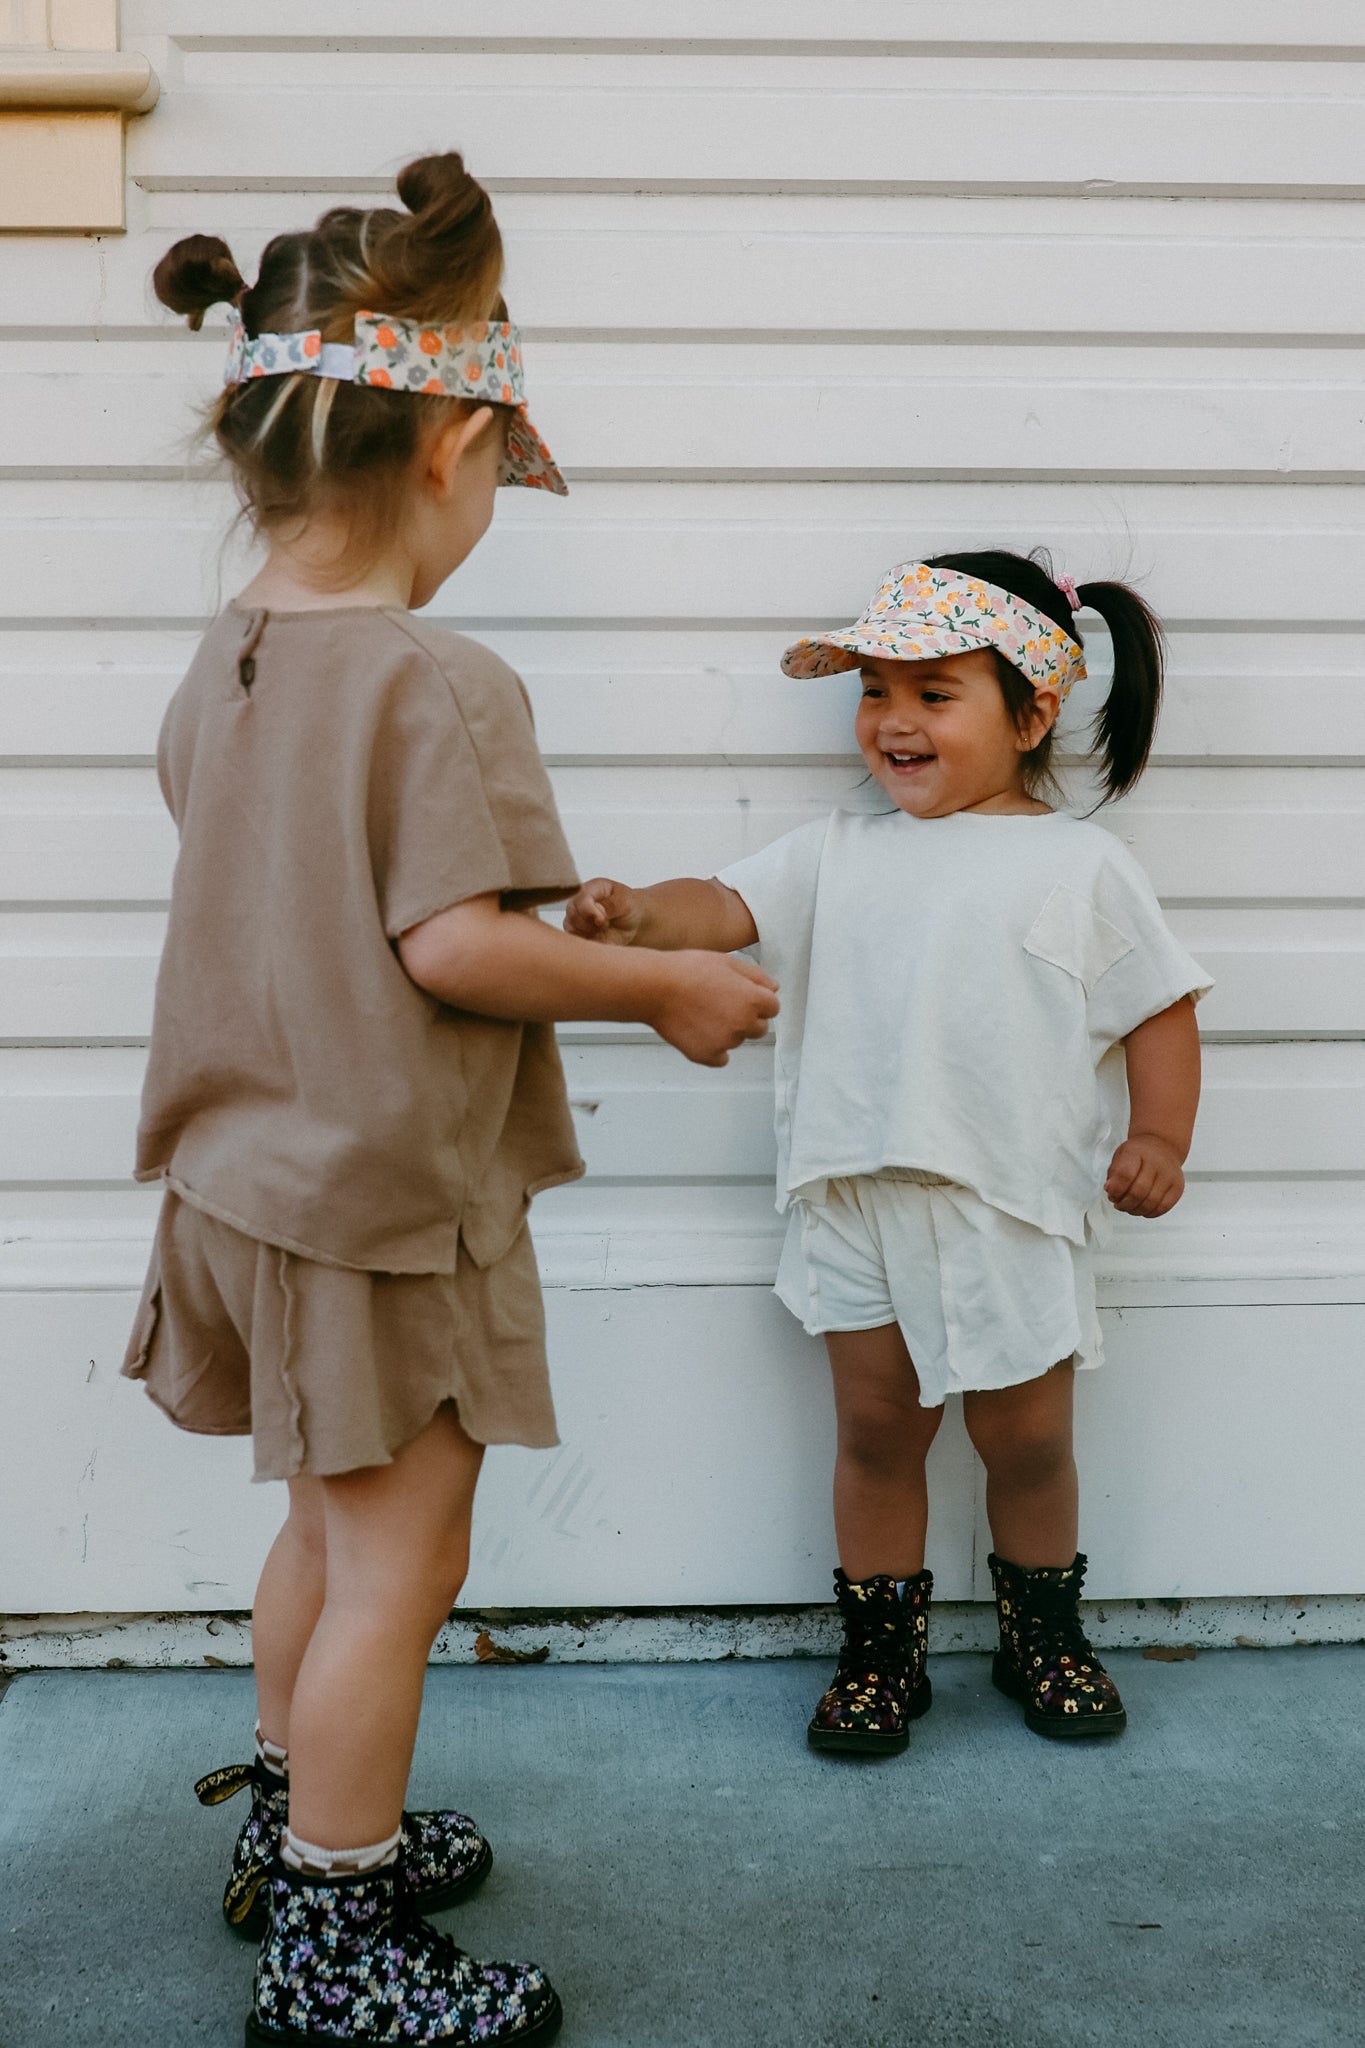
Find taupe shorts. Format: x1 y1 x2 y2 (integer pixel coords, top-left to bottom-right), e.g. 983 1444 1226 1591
121 1192 559 1481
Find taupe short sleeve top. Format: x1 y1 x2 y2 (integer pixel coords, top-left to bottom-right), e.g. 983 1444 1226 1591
135 605 586 1273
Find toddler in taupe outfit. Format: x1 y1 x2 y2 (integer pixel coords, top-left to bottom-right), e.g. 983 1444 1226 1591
129 152 777 2048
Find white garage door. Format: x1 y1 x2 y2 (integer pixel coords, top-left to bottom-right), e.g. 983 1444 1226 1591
2 3 1363 1619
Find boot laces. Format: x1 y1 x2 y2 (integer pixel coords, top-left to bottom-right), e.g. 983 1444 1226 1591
392 1872 467 1973
1026 1595 1097 1670
836 1603 902 1676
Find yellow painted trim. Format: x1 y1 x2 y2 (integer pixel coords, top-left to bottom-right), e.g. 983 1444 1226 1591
0 48 157 111
0 4 157 230
49 0 119 51
0 0 118 53
0 108 124 231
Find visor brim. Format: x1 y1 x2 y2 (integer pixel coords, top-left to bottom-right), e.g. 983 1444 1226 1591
780 624 1001 678
501 408 567 496
781 623 1084 699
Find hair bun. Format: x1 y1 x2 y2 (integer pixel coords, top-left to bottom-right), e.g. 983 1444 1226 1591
364 152 503 324
395 152 493 241
153 234 247 330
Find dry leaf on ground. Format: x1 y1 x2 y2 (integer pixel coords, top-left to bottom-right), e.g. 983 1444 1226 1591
474 1630 550 1666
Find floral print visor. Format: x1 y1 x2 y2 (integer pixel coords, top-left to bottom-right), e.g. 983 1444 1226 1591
782 562 1086 699
224 311 565 495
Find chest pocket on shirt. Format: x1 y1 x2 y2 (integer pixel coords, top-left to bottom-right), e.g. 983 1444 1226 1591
1023 883 1133 995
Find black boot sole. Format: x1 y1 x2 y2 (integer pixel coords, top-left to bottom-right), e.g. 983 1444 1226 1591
807 1677 933 1754
992 1653 1127 1739
228 1838 495 1943
245 1987 562 2047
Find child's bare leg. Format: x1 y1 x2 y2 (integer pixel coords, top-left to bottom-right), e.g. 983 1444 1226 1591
827 1323 943 1579
962 1362 1078 1566
286 1404 485 1849
252 1475 327 1750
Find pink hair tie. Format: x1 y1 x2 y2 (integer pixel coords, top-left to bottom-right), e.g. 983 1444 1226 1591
1056 573 1081 610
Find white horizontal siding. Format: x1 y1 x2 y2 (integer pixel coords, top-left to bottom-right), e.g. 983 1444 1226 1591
7 193 1365 336
2 3 1362 1615
0 762 1359 902
4 629 1365 763
5 900 1364 1020
116 0 1365 58
5 1286 1364 1611
107 41 1365 201
11 345 1365 480
7 475 1365 619
3 1042 1364 1198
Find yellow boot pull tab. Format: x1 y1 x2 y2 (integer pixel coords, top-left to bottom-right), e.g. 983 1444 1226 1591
194 1762 256 1807
224 1866 269 1926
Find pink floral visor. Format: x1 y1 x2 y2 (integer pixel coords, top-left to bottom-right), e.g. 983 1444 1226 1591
224 311 565 495
782 561 1086 699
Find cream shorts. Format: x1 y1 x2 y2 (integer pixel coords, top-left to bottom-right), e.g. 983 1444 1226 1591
774 1169 1102 1407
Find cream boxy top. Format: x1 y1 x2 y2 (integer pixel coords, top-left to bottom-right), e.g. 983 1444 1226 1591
718 809 1212 1247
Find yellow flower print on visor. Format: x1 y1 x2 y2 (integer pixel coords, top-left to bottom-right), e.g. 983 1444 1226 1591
782 562 1087 699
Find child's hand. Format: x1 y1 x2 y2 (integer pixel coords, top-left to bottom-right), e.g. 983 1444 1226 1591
564 877 643 946
1105 1134 1185 1217
649 952 779 1067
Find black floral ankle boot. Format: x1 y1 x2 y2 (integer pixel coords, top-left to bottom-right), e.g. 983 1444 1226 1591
807 1567 933 1754
246 1862 561 2046
195 1760 492 1940
988 1551 1127 1740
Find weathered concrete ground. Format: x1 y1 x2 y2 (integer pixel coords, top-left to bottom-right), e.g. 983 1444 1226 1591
1 1650 1361 2046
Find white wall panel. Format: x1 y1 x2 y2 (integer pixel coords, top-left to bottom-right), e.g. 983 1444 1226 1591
4 629 1365 764
4 923 1362 1047
2 4 1362 1618
10 349 1365 480
117 53 1365 197
10 196 1365 339
5 1286 1363 1615
3 762 1358 904
117 2 1365 56
5 479 1365 626
6 919 1362 1048
4 1042 1362 1188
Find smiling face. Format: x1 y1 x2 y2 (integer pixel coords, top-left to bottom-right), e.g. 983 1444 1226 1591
854 650 1060 817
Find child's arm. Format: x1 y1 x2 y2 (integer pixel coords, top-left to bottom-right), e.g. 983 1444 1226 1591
397 892 776 1068
1104 995 1201 1217
563 876 757 953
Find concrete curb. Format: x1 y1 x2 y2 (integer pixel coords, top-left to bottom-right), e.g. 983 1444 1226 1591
2 1593 1362 1671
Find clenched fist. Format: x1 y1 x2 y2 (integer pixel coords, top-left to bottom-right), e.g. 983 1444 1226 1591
648 951 779 1067
1105 1133 1185 1217
564 877 644 946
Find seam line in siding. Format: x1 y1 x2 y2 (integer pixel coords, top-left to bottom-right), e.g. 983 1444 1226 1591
133 178 1365 203
168 40 1365 64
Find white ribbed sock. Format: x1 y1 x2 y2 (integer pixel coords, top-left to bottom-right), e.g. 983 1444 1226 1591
280 1825 402 1877
254 1724 290 1781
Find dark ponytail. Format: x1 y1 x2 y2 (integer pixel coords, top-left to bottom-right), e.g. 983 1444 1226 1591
924 548 1165 805
1072 577 1164 799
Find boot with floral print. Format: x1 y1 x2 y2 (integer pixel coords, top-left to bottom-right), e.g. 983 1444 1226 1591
246 1862 561 2046
195 1760 492 1940
807 1567 933 1754
988 1551 1127 1739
